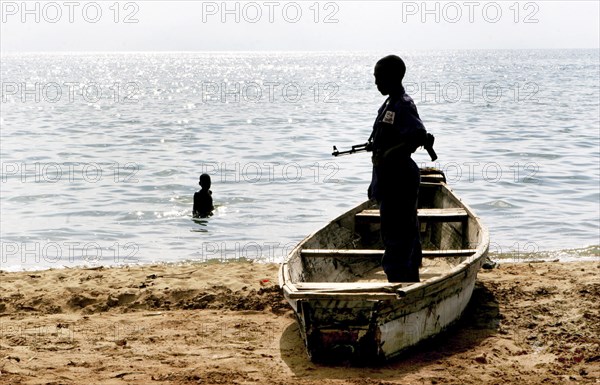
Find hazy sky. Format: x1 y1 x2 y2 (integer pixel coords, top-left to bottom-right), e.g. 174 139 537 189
1 1 599 51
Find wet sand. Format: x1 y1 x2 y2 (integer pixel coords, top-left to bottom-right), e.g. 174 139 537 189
0 260 598 384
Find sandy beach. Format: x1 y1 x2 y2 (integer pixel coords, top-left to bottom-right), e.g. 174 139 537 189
0 260 598 385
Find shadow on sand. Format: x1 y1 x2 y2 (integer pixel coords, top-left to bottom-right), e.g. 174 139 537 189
279 280 500 380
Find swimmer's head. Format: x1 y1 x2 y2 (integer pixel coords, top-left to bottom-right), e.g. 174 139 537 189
199 173 211 189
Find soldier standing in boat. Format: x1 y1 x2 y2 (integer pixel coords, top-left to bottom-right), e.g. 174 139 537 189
368 55 427 283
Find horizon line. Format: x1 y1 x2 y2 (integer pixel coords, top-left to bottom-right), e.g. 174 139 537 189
2 47 599 55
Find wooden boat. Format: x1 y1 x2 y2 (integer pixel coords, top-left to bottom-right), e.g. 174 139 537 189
278 168 489 362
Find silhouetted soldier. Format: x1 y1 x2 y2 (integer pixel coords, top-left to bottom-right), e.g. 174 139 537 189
368 55 427 283
193 174 214 218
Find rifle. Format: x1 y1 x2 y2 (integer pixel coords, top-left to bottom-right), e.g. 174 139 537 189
331 142 372 157
332 133 438 162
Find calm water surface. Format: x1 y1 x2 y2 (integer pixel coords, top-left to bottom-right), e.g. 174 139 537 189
1 50 598 270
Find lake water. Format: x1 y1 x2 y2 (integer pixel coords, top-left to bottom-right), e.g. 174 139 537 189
1 50 598 271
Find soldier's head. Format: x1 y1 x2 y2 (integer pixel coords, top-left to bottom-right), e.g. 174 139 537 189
199 173 211 189
374 55 406 96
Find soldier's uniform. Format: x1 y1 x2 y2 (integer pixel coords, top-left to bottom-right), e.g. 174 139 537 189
368 88 427 282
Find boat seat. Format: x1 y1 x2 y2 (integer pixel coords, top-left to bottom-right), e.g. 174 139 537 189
420 173 446 183
295 272 444 292
294 282 410 291
356 208 468 223
285 290 401 300
300 249 477 258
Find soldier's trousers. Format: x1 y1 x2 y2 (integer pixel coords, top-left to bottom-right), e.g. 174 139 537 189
379 158 422 283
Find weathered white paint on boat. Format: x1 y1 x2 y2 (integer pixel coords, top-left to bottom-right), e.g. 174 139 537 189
279 169 490 363
378 278 476 357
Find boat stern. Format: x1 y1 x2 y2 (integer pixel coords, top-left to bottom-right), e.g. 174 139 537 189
297 299 385 363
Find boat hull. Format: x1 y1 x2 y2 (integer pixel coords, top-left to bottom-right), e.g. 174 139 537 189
288 256 485 361
280 169 489 362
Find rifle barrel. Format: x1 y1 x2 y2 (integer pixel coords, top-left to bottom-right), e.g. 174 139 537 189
332 143 370 157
